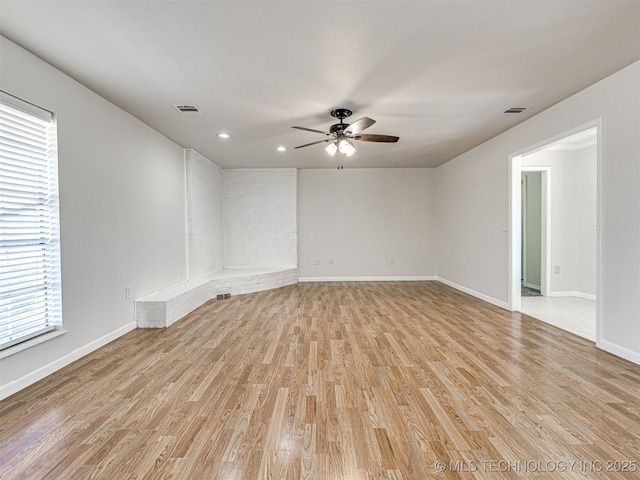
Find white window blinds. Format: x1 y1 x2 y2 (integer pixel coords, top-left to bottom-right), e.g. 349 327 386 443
0 91 62 350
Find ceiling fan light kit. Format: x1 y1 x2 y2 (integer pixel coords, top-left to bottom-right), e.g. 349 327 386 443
339 138 356 157
292 108 399 157
325 142 338 156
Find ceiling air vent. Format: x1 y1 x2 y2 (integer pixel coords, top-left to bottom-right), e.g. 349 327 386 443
174 104 201 113
502 107 528 115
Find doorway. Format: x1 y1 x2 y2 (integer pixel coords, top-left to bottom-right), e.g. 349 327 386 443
510 122 601 342
521 168 549 298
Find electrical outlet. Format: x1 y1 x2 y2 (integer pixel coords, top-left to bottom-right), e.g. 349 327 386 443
125 285 132 300
314 258 320 265
554 266 560 274
329 258 334 265
389 258 395 265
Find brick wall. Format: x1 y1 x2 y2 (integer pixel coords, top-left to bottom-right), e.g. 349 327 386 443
185 149 223 278
223 169 297 268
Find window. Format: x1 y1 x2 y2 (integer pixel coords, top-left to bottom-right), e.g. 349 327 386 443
0 91 62 351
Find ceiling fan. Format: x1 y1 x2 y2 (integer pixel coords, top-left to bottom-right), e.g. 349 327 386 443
292 108 399 157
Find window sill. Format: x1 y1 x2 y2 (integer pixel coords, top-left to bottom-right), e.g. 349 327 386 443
0 329 68 360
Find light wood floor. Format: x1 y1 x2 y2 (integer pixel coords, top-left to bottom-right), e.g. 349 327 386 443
1 282 639 479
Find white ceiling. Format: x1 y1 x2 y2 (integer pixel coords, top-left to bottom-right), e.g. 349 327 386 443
1 1 638 169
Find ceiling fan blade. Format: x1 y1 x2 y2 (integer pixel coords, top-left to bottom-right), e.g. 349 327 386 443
345 117 375 135
292 126 330 135
293 138 334 149
354 134 399 143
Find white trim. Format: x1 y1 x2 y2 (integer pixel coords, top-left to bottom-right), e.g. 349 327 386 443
576 292 596 302
541 169 551 298
521 166 551 298
522 282 541 291
546 139 597 151
297 276 437 282
0 329 66 360
521 172 527 287
183 149 190 281
594 120 604 348
0 90 53 121
509 122 601 159
508 154 522 311
547 291 597 301
0 322 136 401
436 277 510 310
597 339 640 366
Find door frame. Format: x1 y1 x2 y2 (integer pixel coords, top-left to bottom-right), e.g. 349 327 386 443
521 167 550 297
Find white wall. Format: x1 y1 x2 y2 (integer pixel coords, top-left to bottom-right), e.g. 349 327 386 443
436 153 509 305
522 147 596 297
298 168 437 279
576 146 597 297
523 150 579 293
186 149 223 278
436 61 640 362
0 36 188 398
223 169 297 268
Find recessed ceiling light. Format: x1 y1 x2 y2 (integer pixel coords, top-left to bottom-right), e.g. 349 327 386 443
277 146 286 151
217 132 230 139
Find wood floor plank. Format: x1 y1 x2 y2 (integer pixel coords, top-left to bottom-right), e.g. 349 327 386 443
2 281 640 479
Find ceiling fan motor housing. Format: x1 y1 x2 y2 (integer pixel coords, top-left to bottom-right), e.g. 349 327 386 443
329 108 353 134
330 123 346 134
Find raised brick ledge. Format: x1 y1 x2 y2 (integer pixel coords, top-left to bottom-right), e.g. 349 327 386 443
135 267 298 328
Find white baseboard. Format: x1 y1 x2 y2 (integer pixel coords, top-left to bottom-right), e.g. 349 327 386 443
436 277 510 310
548 291 596 301
575 292 596 301
597 338 640 365
297 276 510 310
0 322 137 401
523 282 541 290
297 276 437 282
